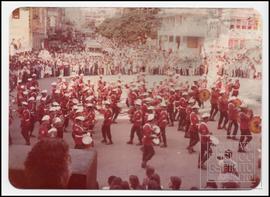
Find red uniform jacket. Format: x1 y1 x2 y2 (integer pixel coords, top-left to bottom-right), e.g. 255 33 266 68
142 123 153 146
228 103 238 121
239 111 252 130
211 90 220 105
132 110 143 126
198 122 210 144
21 109 31 128
72 123 85 145
39 122 50 139
218 96 228 112
157 110 169 128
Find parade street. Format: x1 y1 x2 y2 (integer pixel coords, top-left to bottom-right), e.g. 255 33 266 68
9 75 262 189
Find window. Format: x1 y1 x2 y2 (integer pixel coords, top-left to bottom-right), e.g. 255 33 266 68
12 8 20 19
247 19 252 29
175 36 180 49
236 19 241 29
240 40 245 49
230 19 235 29
187 37 198 48
169 36 174 42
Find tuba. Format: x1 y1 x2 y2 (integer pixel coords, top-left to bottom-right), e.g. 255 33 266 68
199 89 210 102
249 116 261 134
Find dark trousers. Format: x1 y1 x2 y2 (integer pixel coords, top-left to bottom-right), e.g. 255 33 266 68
21 126 30 144
168 111 174 125
102 124 112 142
185 121 190 138
189 131 199 148
160 127 167 146
210 104 218 119
198 143 211 165
130 125 142 142
178 111 186 130
227 120 238 136
57 127 64 138
142 145 155 162
239 129 253 150
218 111 228 128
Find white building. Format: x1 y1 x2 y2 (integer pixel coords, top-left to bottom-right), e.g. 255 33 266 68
157 9 209 58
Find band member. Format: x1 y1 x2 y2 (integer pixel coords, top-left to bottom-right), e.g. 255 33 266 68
72 116 87 149
238 103 253 152
110 93 121 123
157 102 169 148
209 86 220 121
232 79 240 97
20 102 31 145
38 115 51 140
186 104 200 153
141 114 156 168
99 101 113 145
167 90 175 126
217 90 228 129
177 92 188 131
227 101 239 140
127 99 143 145
28 96 36 137
198 113 211 169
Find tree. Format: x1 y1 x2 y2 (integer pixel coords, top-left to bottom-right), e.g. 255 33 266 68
97 8 161 44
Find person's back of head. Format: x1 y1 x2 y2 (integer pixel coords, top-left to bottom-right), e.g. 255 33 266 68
110 177 122 189
129 175 140 190
24 139 71 189
107 175 116 187
170 176 182 190
121 181 130 190
150 173 161 187
146 165 155 178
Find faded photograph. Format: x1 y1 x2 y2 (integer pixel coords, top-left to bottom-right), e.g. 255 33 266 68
9 7 262 190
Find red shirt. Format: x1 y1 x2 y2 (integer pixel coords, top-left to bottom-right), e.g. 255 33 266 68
132 110 143 126
142 123 153 145
198 122 210 144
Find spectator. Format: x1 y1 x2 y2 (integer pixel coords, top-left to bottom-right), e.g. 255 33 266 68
110 176 122 189
204 180 218 189
169 176 182 190
150 173 162 189
24 138 71 189
129 175 143 190
142 165 155 189
147 180 161 190
121 181 130 190
102 175 116 189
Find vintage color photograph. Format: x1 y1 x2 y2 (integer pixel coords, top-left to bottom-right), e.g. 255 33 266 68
6 3 267 194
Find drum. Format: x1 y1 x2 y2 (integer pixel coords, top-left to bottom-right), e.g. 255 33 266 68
249 116 261 134
199 89 210 102
210 135 219 146
152 125 160 135
152 137 160 145
82 133 93 147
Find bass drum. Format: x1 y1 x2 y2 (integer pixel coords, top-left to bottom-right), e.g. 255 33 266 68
249 116 261 134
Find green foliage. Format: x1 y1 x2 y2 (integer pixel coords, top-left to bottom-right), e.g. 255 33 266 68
97 11 161 44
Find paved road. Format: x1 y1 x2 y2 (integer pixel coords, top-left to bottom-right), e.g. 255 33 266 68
9 75 262 189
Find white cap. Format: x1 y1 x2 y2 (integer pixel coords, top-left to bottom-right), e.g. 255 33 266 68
192 103 200 109
28 78 32 81
86 96 93 101
41 115 50 121
55 90 60 94
86 103 94 107
182 92 188 96
104 100 110 105
49 107 56 111
147 113 155 121
202 113 210 118
51 82 57 86
22 101 28 106
18 80 22 83
48 127 57 135
30 86 35 90
28 97 35 101
220 89 226 94
160 101 166 107
52 102 59 106
54 117 61 123
76 107 84 113
75 116 85 121
20 85 25 89
55 106 61 111
72 99 79 104
23 91 28 95
188 98 195 103
148 106 155 110
135 99 142 105
41 90 47 93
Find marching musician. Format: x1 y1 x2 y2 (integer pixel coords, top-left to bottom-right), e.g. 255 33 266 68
72 116 87 149
186 104 200 154
217 90 229 130
127 99 143 145
232 79 240 97
141 114 156 168
99 101 113 145
238 103 253 153
157 102 169 148
198 113 211 169
227 100 239 140
38 115 51 140
20 102 31 145
209 86 220 121
177 92 188 131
